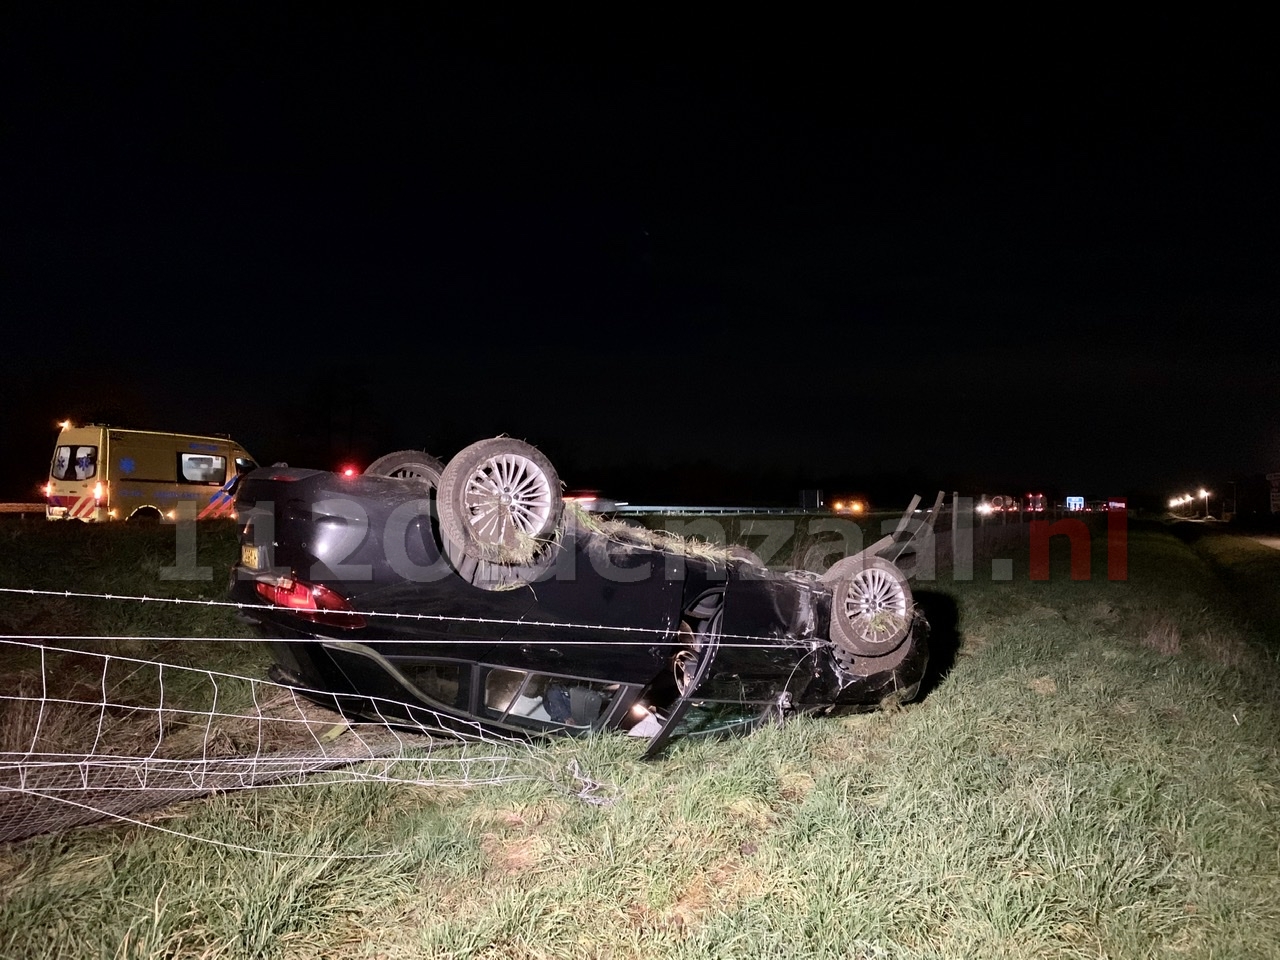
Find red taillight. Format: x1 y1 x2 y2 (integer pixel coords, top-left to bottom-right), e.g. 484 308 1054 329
254 579 366 629
339 464 359 478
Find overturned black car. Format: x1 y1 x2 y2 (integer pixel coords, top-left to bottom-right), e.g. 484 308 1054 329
228 437 930 757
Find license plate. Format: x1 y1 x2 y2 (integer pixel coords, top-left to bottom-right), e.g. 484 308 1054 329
240 544 261 569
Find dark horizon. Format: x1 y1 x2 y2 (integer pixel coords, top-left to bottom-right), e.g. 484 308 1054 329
10 400 1275 517
3 11 1278 512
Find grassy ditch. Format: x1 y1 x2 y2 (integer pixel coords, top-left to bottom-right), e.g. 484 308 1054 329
1 517 1279 958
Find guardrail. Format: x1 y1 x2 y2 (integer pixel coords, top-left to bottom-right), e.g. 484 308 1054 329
0 503 44 514
613 505 808 516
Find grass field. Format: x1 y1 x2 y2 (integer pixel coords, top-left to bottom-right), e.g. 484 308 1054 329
1 515 1279 959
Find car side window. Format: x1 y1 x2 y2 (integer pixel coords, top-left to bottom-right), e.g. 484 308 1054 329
483 669 617 728
399 660 466 709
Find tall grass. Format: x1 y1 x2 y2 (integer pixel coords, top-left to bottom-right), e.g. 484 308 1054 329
0 519 270 759
2 517 1279 958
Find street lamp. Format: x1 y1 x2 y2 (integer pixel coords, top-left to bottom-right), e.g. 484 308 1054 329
1199 488 1210 519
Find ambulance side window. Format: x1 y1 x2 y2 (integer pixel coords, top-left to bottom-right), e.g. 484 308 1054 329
177 453 228 484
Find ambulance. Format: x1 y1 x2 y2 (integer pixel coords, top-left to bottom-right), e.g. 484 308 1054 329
44 422 258 522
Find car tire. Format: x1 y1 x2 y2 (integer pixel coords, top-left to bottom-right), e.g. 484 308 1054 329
364 450 445 489
824 555 913 657
437 437 564 588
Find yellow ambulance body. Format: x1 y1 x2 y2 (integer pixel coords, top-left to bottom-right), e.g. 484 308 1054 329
44 423 258 522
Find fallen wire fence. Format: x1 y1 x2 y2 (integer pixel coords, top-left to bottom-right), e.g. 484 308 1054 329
0 633 565 848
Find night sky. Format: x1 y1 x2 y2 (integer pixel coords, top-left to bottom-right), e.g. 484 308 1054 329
4 10 1278 509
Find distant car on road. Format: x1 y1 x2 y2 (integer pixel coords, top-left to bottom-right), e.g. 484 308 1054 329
976 495 1020 516
831 496 868 516
562 489 625 514
228 436 930 757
